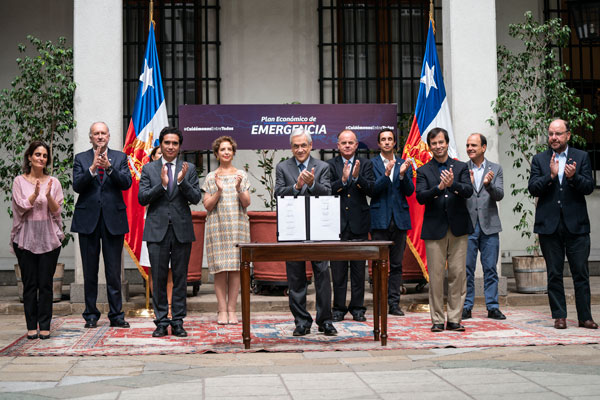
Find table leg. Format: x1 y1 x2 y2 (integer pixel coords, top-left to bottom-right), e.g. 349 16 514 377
240 260 251 349
380 257 388 346
372 260 380 342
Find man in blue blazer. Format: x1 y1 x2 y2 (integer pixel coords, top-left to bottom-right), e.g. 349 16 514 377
327 130 374 322
370 129 414 316
71 122 132 329
416 127 473 332
528 119 597 330
139 127 201 337
275 127 336 337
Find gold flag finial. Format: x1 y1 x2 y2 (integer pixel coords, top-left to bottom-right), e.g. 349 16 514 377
429 0 436 34
149 0 154 30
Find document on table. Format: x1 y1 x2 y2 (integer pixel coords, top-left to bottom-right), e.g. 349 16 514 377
309 196 340 241
276 196 306 241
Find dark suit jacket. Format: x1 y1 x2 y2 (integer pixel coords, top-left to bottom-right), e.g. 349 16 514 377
416 158 473 240
528 147 594 235
327 155 374 235
370 155 414 231
275 156 331 197
138 158 202 243
71 148 132 235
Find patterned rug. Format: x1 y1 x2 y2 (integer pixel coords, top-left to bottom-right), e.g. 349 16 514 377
1 310 598 356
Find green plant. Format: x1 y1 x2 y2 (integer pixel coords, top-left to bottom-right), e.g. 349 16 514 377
0 35 76 245
489 11 595 254
245 150 288 211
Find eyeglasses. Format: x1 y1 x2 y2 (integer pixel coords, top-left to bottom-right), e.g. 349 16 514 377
548 130 568 137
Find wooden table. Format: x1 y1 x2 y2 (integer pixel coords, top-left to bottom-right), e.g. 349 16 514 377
238 241 392 349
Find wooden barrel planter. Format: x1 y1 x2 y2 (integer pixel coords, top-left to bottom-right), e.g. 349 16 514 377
15 263 65 303
512 256 547 294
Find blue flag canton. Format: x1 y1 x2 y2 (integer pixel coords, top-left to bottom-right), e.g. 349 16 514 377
414 21 447 136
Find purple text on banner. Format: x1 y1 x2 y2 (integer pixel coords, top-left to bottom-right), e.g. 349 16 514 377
179 104 398 150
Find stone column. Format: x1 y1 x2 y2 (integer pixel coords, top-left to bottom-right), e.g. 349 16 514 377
442 0 506 296
71 0 127 304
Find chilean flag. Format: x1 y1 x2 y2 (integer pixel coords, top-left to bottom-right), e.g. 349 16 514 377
123 24 169 268
401 20 458 280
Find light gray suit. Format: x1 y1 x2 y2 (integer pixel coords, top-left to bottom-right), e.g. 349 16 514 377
464 158 504 311
274 156 332 329
466 159 503 234
138 158 201 328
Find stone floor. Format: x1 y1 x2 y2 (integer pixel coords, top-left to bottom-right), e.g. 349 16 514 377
0 305 599 399
1 281 600 399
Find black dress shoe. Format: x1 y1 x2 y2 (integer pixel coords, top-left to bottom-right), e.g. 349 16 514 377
352 313 367 322
26 334 38 340
446 322 466 331
389 306 405 316
554 318 567 329
462 309 472 320
172 325 187 337
431 324 444 332
152 326 168 337
39 334 50 340
110 319 131 328
293 326 311 336
487 309 506 320
332 312 345 322
318 323 338 336
84 319 98 329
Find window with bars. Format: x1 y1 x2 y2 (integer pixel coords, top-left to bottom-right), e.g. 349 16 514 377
123 0 220 136
545 0 599 182
318 0 442 148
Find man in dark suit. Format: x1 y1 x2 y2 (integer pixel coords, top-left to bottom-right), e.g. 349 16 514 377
72 121 132 329
327 129 374 322
274 127 336 337
462 133 506 321
370 129 414 316
416 127 473 332
528 118 597 330
138 127 201 337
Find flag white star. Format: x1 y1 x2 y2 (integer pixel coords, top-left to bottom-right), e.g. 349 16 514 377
139 59 154 96
420 61 438 98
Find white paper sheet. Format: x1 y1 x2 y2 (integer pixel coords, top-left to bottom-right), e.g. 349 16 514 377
309 196 340 241
276 196 306 241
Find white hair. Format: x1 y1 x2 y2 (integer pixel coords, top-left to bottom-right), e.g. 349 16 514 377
290 126 312 144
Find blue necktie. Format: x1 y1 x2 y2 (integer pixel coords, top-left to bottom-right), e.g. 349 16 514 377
298 163 306 172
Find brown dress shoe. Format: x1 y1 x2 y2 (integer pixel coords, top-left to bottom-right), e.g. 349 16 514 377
578 320 599 329
554 318 567 329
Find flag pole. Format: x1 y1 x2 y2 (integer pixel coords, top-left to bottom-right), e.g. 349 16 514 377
130 0 156 319
430 0 435 34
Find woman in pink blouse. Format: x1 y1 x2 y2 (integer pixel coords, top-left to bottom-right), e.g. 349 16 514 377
11 141 64 340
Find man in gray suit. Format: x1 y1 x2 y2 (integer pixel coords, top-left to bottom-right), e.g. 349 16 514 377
462 133 506 320
138 127 201 337
274 127 337 337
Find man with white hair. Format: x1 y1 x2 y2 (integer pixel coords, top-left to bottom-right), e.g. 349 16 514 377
274 127 336 336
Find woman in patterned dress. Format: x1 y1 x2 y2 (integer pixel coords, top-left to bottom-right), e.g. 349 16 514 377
202 136 251 324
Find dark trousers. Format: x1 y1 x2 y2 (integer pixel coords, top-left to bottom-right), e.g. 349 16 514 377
79 214 124 323
371 220 407 307
331 229 367 316
539 214 592 321
148 224 191 328
13 244 61 331
286 260 332 328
